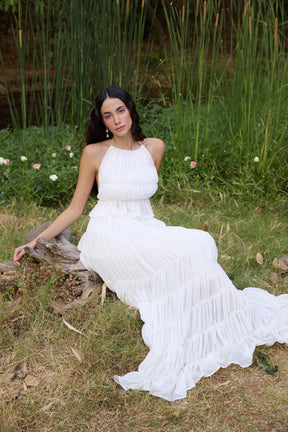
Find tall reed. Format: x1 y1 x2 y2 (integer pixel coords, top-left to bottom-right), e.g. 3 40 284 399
159 0 288 199
160 0 225 160
0 0 151 129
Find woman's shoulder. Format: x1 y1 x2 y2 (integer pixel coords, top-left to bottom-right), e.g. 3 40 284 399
82 141 110 158
142 137 165 152
142 138 165 171
81 141 111 169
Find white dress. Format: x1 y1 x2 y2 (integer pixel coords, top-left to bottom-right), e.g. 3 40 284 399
78 143 288 401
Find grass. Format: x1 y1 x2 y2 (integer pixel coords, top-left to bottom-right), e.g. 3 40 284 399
0 198 287 431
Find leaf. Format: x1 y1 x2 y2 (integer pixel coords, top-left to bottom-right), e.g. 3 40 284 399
257 352 278 375
203 221 209 232
70 347 83 363
100 283 107 306
63 319 85 336
214 380 231 388
257 352 269 368
265 366 278 375
256 252 264 265
24 374 39 387
273 257 288 272
255 205 262 215
0 372 15 386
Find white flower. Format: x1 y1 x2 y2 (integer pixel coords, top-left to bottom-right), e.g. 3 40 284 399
0 157 5 165
52 153 57 158
65 145 72 151
49 174 58 181
69 152 74 158
184 156 191 162
21 156 27 161
254 156 260 163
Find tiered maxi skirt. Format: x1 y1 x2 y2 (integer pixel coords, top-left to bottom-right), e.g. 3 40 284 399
78 209 288 402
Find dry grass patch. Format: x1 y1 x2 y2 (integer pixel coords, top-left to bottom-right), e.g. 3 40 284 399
0 199 287 431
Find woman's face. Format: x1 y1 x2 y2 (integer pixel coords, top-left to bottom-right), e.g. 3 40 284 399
101 97 132 137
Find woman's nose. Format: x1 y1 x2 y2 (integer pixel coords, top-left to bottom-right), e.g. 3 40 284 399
114 114 120 124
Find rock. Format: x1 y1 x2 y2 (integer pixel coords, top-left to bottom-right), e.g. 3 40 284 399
270 273 279 284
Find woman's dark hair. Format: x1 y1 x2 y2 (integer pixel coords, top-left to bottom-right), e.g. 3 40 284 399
86 85 146 195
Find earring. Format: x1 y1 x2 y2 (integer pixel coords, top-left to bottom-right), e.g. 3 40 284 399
106 128 109 138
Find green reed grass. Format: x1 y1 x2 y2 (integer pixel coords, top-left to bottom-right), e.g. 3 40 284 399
159 0 288 200
0 0 151 129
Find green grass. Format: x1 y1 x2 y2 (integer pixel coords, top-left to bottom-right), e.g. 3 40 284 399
0 198 287 431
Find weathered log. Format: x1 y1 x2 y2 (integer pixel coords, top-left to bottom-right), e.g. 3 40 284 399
0 261 17 274
1 224 106 313
24 237 80 264
21 221 78 244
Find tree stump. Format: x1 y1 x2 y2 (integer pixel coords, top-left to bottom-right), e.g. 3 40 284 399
0 223 106 315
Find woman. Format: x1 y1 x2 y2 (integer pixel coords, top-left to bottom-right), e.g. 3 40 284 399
14 86 288 401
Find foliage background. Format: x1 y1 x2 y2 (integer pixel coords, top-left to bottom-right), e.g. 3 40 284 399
0 0 288 205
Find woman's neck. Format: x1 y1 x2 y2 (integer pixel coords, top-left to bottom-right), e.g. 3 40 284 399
112 134 138 150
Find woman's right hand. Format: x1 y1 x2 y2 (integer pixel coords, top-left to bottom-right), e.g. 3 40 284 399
13 240 36 265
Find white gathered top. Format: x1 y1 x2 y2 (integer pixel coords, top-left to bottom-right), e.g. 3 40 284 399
78 143 288 401
89 144 157 220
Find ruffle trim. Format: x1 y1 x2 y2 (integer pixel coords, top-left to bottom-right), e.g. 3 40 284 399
114 287 288 401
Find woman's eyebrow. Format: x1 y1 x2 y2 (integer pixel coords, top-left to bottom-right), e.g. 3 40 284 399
102 105 125 115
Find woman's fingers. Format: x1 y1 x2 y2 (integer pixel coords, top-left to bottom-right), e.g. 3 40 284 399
13 246 26 265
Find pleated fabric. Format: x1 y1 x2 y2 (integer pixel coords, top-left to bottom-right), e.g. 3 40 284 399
78 143 288 401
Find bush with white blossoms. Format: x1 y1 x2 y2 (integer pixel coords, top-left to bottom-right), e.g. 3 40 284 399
0 126 81 206
49 174 58 181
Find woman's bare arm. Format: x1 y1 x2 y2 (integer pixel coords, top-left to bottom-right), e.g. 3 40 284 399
13 145 100 264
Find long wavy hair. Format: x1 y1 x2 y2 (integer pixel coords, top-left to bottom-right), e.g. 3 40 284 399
86 85 146 195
